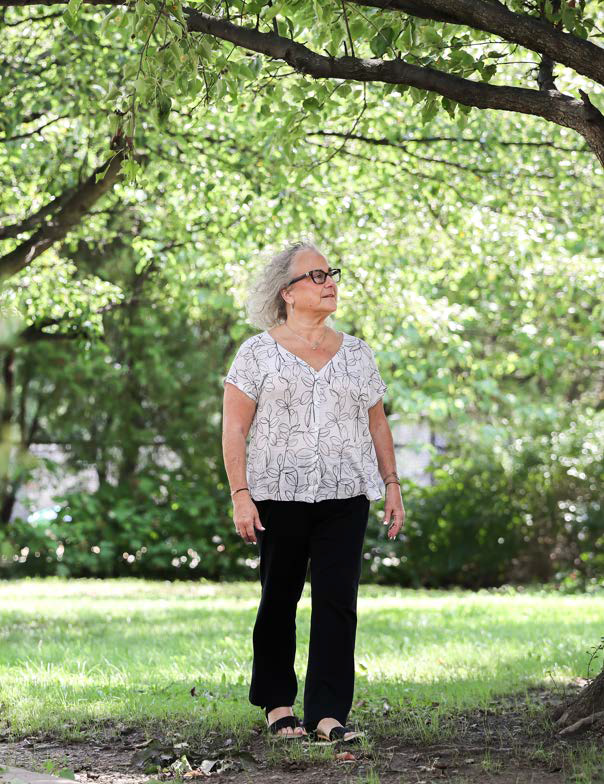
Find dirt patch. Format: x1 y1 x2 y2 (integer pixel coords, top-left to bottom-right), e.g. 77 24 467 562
0 686 599 783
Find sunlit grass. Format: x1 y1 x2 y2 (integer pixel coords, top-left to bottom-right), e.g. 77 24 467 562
0 578 602 741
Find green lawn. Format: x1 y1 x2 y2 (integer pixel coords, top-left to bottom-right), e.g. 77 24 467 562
0 578 602 742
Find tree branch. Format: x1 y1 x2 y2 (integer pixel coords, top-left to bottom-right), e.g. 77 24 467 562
0 179 78 241
3 0 604 162
183 8 601 133
2 0 603 88
537 53 557 92
348 0 604 88
308 129 590 152
0 113 70 144
0 144 128 279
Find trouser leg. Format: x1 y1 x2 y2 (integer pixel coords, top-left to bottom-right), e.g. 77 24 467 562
248 499 311 711
303 494 370 731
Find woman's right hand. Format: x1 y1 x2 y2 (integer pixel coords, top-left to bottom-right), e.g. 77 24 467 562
233 493 265 544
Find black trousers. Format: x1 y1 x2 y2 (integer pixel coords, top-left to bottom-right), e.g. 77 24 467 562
248 493 370 732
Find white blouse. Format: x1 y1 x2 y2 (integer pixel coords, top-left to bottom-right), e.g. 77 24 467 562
223 330 388 503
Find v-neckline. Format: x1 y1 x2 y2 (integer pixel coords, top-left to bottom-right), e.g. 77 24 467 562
264 330 346 374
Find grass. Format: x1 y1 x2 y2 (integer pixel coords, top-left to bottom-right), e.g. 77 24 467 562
564 739 604 783
0 577 603 745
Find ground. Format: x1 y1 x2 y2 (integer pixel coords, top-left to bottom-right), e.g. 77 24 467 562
2 684 602 784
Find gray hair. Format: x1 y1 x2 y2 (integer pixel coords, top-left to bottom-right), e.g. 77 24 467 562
243 239 334 330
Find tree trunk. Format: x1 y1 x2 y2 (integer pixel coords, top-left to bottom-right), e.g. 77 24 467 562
551 669 604 736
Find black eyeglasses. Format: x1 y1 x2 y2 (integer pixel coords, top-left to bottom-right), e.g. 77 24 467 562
286 268 341 287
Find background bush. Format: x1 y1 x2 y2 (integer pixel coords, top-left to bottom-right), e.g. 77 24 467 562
3 407 602 587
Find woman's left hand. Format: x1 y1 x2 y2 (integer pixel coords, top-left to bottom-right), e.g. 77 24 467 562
384 484 405 540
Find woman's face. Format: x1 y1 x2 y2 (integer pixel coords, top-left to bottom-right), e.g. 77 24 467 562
284 250 338 314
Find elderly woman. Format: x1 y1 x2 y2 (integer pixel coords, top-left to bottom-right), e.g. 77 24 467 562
222 240 405 745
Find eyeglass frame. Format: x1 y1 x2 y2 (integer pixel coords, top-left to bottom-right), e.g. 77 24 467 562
285 268 341 288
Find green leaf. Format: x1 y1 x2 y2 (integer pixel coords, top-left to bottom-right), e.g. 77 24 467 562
479 63 497 82
99 6 121 35
63 0 83 28
400 22 415 50
302 97 320 111
544 0 554 20
449 49 474 68
421 97 439 123
263 0 285 23
441 95 456 118
156 93 172 122
574 24 589 39
422 26 442 46
249 55 263 76
62 8 77 32
95 164 110 183
246 0 266 13
214 78 227 99
370 26 395 58
190 77 204 94
561 6 576 31
408 86 426 104
67 0 83 16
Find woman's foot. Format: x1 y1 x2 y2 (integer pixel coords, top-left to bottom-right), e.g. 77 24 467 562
314 717 364 743
266 706 307 736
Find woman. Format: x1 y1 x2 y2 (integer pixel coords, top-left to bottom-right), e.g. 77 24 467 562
222 239 405 744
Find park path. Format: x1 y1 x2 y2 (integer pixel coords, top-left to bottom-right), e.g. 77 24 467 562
0 769 78 783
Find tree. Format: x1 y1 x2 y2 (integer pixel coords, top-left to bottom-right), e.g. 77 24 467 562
3 1 604 171
1 0 603 732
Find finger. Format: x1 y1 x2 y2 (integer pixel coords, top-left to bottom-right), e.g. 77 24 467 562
254 515 265 531
236 522 249 541
244 524 257 544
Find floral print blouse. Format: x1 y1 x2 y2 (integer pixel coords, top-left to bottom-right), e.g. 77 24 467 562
223 330 388 503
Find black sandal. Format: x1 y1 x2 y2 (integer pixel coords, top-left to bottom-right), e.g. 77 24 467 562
309 724 366 745
265 708 307 739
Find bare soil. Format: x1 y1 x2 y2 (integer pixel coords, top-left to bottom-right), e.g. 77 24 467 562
1 684 601 784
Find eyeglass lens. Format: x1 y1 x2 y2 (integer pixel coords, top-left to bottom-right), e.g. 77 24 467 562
311 269 340 283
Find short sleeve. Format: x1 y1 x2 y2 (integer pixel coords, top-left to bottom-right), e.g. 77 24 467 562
223 340 260 402
364 343 388 408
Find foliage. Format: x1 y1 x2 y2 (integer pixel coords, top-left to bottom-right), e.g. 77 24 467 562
1 1 603 590
44 0 604 178
4 481 236 579
2 404 602 584
362 405 604 588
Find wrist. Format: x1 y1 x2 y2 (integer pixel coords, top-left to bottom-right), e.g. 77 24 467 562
231 487 250 500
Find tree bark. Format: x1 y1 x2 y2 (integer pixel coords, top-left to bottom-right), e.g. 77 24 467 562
552 670 604 736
